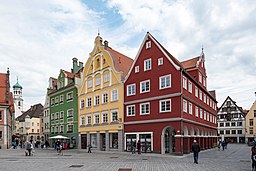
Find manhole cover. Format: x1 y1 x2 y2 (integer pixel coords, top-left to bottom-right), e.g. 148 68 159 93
118 168 132 171
69 165 84 168
110 156 119 158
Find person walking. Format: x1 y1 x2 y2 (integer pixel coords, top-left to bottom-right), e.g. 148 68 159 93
26 141 32 156
131 141 136 154
221 140 226 151
88 144 92 153
251 142 256 171
218 140 221 151
192 139 200 164
137 140 141 154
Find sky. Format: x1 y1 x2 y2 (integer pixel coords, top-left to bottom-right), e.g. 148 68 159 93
0 0 255 111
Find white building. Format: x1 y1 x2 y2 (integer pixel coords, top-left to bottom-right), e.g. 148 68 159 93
13 77 23 118
217 96 246 143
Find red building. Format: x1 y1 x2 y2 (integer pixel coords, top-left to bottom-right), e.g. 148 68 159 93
124 32 218 155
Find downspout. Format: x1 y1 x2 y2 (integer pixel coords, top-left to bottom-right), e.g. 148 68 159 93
180 68 184 155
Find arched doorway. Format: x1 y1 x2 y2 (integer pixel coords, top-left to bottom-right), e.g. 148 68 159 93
161 126 175 154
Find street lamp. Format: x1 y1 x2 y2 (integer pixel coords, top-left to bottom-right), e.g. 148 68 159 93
25 115 30 142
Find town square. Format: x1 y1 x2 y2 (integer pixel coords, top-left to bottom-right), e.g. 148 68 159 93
0 0 256 171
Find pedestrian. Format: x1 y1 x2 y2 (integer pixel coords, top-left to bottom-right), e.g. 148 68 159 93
252 141 256 171
26 141 32 156
218 140 221 151
137 140 141 154
88 144 92 153
132 141 136 154
56 139 61 153
192 139 200 164
221 140 226 151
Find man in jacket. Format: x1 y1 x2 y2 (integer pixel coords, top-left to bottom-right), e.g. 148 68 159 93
192 139 200 164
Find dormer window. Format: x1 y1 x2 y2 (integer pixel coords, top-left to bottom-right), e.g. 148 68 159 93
135 66 139 73
146 41 151 49
158 58 163 66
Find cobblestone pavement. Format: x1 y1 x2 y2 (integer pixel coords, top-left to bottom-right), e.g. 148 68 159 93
0 144 251 171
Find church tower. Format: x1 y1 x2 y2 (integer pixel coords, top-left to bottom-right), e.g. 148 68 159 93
13 77 23 118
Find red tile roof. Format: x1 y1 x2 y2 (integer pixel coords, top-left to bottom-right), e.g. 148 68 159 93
0 72 14 110
181 56 200 69
106 47 133 78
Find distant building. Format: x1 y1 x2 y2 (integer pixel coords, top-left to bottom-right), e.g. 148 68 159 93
245 93 256 144
0 68 15 149
13 77 24 118
48 58 83 148
217 96 246 143
15 103 44 143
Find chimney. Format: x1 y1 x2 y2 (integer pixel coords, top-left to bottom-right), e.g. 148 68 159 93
104 40 109 48
72 57 78 73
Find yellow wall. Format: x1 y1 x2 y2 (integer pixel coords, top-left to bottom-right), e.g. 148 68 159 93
246 102 256 138
78 36 124 134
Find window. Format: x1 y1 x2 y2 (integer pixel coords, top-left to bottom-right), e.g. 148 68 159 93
226 130 230 134
204 111 206 120
146 41 151 49
195 87 198 97
87 80 93 88
60 125 64 133
159 75 171 89
51 113 54 120
254 110 256 117
51 127 54 133
86 116 92 124
158 58 163 65
87 97 92 107
0 111 2 120
203 77 206 86
102 112 108 123
160 99 171 113
189 103 193 115
37 123 39 126
226 122 230 127
32 122 34 126
237 130 242 134
183 100 187 113
250 119 253 126
219 123 224 127
127 105 135 116
135 66 139 73
104 73 109 83
188 81 192 93
237 122 242 126
60 111 64 119
182 76 187 89
144 59 151 71
231 122 236 126
95 95 100 106
102 93 108 104
51 98 55 106
80 116 85 125
200 109 203 119
95 76 101 86
37 129 39 133
55 97 59 104
111 90 118 101
250 127 253 134
111 110 118 122
199 73 202 83
199 90 202 100
80 99 85 109
140 80 150 93
207 113 209 121
60 95 64 103
127 84 136 96
231 130 236 134
32 129 34 132
67 109 73 117
204 94 206 103
94 114 100 124
140 103 150 115
195 106 199 117
220 130 224 134
67 92 73 101
67 125 73 133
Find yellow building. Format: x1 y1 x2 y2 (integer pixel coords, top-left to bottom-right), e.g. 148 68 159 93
78 35 133 151
245 95 256 144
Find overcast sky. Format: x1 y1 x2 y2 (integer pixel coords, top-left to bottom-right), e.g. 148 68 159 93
0 0 255 111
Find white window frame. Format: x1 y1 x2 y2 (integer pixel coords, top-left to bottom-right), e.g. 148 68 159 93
94 95 100 106
60 95 64 103
159 99 171 113
146 41 151 49
95 76 101 86
195 106 199 117
80 99 84 109
102 112 108 123
144 58 151 71
200 108 203 119
204 111 206 120
111 110 118 122
159 74 171 89
67 109 74 117
188 81 192 93
204 94 206 103
86 97 92 107
183 100 187 113
195 87 198 97
80 116 85 126
199 73 202 83
158 58 163 66
189 102 193 115
60 111 64 119
103 73 109 83
199 90 202 100
135 66 139 73
140 102 150 115
127 105 135 116
87 80 93 88
183 76 187 90
94 113 100 124
140 80 150 93
111 89 118 102
127 84 136 96
102 92 108 104
86 115 92 124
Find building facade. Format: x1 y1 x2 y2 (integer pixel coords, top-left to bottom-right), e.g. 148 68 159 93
245 93 256 144
78 35 133 151
13 78 23 119
217 96 246 143
48 58 83 148
0 69 15 149
124 32 218 155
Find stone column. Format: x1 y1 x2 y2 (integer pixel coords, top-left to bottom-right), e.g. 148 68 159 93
118 130 123 152
87 132 90 147
175 132 183 156
78 133 81 149
97 131 100 150
237 136 240 143
105 130 109 151
183 136 190 154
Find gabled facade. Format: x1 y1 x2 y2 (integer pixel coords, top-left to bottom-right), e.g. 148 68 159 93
217 96 246 143
48 58 83 148
0 68 15 149
78 35 133 151
245 94 256 144
124 32 218 155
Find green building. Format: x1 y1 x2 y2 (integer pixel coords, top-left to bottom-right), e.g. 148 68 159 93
48 58 83 148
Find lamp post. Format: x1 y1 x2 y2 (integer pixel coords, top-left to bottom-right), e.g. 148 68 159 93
25 115 30 142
